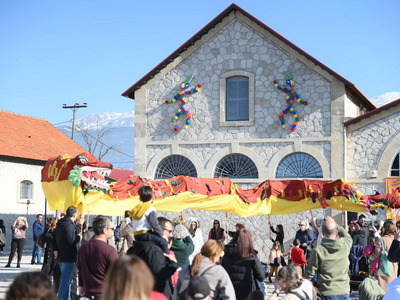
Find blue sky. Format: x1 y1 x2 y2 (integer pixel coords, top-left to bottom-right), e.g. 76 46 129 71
1 0 399 125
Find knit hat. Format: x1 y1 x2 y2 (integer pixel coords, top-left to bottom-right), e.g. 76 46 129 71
173 224 190 239
187 276 211 299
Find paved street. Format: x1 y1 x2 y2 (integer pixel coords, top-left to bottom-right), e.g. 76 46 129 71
0 250 360 300
0 250 42 299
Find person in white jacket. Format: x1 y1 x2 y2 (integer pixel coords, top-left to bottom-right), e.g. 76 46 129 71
187 217 204 264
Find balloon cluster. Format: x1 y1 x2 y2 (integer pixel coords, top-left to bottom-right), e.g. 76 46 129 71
165 76 202 131
273 72 308 132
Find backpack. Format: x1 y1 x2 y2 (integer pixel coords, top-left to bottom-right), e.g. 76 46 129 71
358 277 385 300
114 224 121 242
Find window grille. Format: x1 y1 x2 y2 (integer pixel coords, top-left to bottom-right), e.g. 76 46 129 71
214 154 258 178
276 153 323 178
155 155 197 179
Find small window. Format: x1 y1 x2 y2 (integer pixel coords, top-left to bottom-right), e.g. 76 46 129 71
276 153 323 178
226 76 249 121
155 155 197 179
214 154 258 179
20 180 33 200
391 152 400 176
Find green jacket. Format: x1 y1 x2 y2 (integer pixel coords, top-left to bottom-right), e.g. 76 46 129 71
305 225 352 296
171 236 194 268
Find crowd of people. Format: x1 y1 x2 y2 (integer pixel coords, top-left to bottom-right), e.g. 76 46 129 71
4 201 400 300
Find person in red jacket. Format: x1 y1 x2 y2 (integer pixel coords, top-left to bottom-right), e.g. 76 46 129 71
291 239 307 273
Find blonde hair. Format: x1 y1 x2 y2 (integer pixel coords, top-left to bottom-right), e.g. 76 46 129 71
101 256 154 300
190 239 223 277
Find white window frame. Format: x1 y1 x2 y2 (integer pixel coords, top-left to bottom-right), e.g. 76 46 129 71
219 70 255 127
18 179 34 203
391 151 400 176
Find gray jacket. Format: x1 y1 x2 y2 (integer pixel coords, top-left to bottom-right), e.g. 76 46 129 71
173 255 236 300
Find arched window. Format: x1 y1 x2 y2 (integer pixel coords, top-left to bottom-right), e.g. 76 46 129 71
226 76 249 121
391 152 400 176
214 154 258 178
155 155 197 179
276 153 323 178
20 180 33 200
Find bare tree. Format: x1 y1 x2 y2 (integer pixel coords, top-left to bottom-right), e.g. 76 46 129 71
77 123 118 160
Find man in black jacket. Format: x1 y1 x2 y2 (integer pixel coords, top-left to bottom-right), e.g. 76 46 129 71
127 217 178 299
53 206 84 300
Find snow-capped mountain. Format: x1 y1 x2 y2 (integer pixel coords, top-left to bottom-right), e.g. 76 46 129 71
57 111 134 170
370 92 400 107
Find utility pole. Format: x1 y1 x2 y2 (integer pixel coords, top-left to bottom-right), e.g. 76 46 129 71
62 103 87 140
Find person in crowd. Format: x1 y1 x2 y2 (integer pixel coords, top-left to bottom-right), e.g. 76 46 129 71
128 217 178 299
267 265 308 300
31 214 44 265
269 220 285 252
305 216 352 300
221 228 265 299
385 223 400 299
171 224 194 268
77 215 119 299
356 214 369 247
374 219 398 291
290 263 316 300
290 239 307 272
228 223 245 238
131 186 169 254
268 241 286 283
294 220 314 259
348 220 366 246
0 218 6 254
5 271 56 300
101 255 167 300
187 217 204 263
117 214 134 256
53 206 84 300
208 220 226 243
186 275 211 300
173 239 236 300
42 218 61 293
5 216 28 268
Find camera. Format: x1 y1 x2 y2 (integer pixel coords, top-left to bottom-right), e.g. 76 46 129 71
316 219 324 227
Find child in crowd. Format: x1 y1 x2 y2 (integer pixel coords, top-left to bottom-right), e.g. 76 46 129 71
290 239 307 273
268 241 287 282
131 186 169 254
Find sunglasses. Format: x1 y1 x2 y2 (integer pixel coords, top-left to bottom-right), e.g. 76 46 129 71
108 227 115 231
163 228 173 233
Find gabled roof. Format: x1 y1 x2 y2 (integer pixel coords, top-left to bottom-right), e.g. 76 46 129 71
122 3 375 111
0 110 87 163
344 98 400 126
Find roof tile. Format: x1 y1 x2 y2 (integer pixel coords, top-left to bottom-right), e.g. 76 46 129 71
0 110 87 162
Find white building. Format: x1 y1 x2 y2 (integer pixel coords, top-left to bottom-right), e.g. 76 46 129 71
0 110 86 249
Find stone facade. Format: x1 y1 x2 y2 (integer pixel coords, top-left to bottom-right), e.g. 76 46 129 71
126 6 400 262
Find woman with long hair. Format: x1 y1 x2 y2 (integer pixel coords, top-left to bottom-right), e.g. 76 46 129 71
173 239 236 300
101 255 167 300
221 228 265 299
268 220 285 252
375 219 398 291
5 216 28 268
187 217 204 263
208 220 226 243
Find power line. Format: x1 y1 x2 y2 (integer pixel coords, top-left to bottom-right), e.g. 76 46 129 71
74 123 135 158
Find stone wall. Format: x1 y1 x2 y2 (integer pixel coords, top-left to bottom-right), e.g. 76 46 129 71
160 208 325 262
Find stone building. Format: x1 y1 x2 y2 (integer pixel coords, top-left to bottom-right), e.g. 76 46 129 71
122 4 400 258
0 110 86 250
